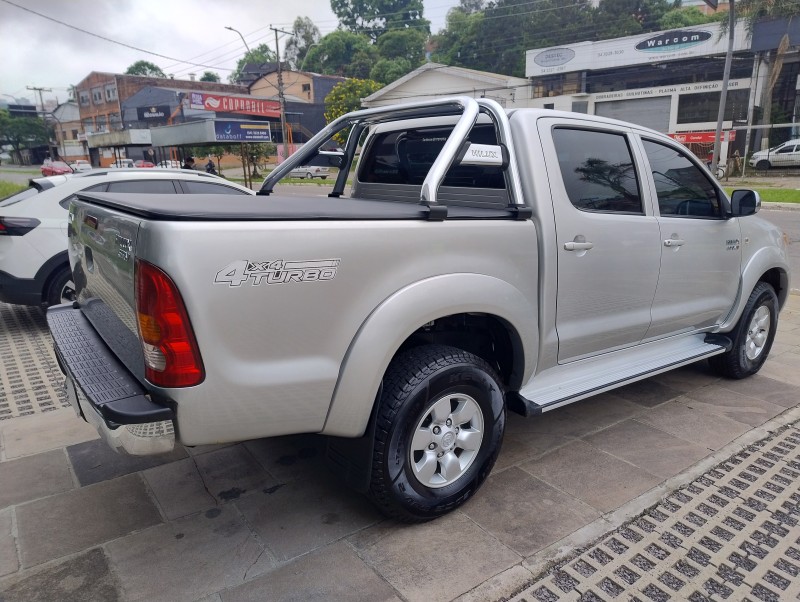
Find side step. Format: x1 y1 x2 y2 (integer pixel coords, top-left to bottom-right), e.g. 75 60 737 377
509 334 731 417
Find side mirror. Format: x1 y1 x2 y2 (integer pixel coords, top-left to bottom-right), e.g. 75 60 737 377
730 189 761 217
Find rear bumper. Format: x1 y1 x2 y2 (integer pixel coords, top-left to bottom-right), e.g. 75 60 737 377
47 304 176 455
0 269 42 305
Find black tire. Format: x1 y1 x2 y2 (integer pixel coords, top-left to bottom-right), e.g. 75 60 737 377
709 282 778 379
756 160 771 171
45 266 76 307
369 344 505 522
305 172 313 179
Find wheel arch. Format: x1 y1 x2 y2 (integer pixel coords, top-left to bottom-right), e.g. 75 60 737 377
321 273 537 438
720 247 789 332
34 251 70 304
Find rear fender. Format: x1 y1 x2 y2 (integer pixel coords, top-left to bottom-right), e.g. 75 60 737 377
322 273 537 437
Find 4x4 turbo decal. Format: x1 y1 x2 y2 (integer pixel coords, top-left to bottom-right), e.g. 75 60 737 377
214 259 340 287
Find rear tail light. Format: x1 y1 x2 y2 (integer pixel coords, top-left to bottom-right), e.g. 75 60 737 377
135 259 204 387
0 217 40 236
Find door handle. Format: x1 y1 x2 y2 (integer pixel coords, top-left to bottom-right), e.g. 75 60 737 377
663 239 685 247
564 241 594 251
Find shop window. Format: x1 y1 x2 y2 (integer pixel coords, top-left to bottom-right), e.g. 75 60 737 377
571 101 588 114
677 90 749 124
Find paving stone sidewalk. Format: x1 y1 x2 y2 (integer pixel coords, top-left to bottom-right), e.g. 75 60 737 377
504 422 800 602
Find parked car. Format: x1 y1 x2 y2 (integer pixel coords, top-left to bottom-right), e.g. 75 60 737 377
69 160 92 172
134 160 155 168
288 165 330 179
157 160 182 169
110 159 135 168
0 170 254 308
749 139 800 169
40 160 73 176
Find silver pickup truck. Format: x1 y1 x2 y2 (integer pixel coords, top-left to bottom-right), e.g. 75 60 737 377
49 97 790 522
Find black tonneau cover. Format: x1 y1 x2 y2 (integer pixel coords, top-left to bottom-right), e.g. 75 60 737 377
74 192 524 221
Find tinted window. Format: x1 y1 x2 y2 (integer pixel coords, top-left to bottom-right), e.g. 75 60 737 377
181 181 251 195
59 183 109 209
776 145 796 154
358 124 506 189
552 128 642 214
642 140 721 218
0 186 39 207
107 180 177 194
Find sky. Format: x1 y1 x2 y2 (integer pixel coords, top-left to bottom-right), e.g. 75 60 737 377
1 0 457 106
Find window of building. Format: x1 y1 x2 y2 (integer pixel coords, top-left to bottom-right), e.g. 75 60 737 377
677 89 749 124
552 128 642 214
79 91 90 106
95 115 107 131
105 85 117 101
544 103 555 110
642 139 721 218
92 87 103 104
301 83 311 92
571 101 588 114
82 118 94 134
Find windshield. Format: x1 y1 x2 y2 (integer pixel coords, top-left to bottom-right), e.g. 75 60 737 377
0 186 39 207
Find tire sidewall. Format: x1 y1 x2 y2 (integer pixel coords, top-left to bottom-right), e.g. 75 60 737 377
732 284 778 375
46 267 73 307
383 360 505 519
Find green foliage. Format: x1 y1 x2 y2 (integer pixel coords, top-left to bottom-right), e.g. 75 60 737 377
376 29 426 65
324 79 384 143
229 44 277 84
199 71 221 82
735 0 800 32
659 7 721 29
0 181 27 198
125 60 167 77
430 8 485 67
591 0 674 41
330 0 429 41
303 31 379 77
370 58 413 84
286 17 322 70
0 110 49 162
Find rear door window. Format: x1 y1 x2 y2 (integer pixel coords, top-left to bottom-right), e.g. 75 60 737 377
59 183 109 209
107 180 178 194
179 181 252 195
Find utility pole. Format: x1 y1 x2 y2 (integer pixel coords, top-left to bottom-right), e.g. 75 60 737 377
711 0 735 177
271 26 292 159
26 86 52 113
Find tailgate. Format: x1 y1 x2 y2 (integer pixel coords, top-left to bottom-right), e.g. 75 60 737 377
68 196 145 381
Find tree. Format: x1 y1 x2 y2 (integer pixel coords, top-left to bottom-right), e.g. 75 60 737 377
330 0 429 41
302 31 379 76
658 7 721 29
324 79 383 143
285 16 322 70
370 57 413 84
430 8 485 68
0 110 49 163
200 71 221 82
125 60 167 77
229 44 278 84
376 28 426 66
591 0 673 41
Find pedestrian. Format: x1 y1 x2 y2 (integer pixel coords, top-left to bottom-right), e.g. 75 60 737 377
205 159 217 174
182 156 195 170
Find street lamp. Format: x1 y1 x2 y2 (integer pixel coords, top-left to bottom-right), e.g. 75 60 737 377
225 26 251 54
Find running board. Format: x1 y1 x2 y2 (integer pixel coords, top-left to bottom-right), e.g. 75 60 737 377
509 334 731 417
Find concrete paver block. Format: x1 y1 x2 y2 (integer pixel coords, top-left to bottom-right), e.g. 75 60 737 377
192 445 277 503
66 438 187 487
142 457 218 520
650 362 722 393
584 419 711 478
243 433 327 483
461 466 599 557
718 373 800 408
235 474 380 561
0 409 97 459
0 449 73 509
638 399 752 450
522 440 663 513
353 512 519 602
0 508 18 578
15 474 162 568
610 378 684 408
682 385 786 427
107 506 274 602
221 541 399 602
0 548 120 602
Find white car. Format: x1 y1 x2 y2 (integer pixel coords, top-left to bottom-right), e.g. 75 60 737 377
157 160 182 169
0 169 254 307
288 165 330 179
69 160 92 172
749 139 800 169
110 159 135 168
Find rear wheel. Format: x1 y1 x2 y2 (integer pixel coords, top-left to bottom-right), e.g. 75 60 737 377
45 266 75 307
369 345 505 522
709 282 778 379
305 172 313 179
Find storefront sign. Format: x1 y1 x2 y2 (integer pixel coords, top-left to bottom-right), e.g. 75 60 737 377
137 105 170 121
190 93 280 118
593 79 746 101
213 121 272 142
669 131 736 143
533 48 575 68
635 31 712 53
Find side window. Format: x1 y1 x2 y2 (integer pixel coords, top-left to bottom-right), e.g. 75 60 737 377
642 139 721 218
552 128 643 214
59 183 108 209
776 145 796 154
180 181 251 195
107 180 178 194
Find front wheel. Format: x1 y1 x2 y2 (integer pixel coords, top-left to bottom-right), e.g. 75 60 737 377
709 282 778 379
756 160 771 171
369 345 505 522
305 172 313 179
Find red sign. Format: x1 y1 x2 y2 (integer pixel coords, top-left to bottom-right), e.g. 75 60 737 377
669 131 736 144
189 92 280 118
